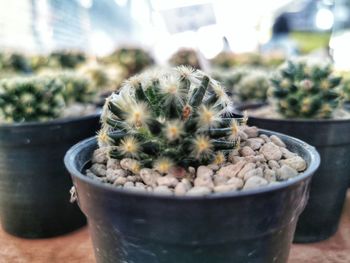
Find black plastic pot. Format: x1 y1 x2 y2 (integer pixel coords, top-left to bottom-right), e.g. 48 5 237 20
65 130 319 263
0 114 100 238
235 103 350 243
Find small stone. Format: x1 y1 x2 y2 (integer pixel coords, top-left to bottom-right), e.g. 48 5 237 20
280 156 307 172
157 175 179 187
153 186 173 195
92 148 108 164
243 126 259 138
107 158 121 170
187 186 211 196
120 158 140 174
135 182 146 189
194 175 214 188
197 166 214 178
188 167 196 176
229 155 244 164
259 134 271 143
106 169 127 182
264 169 277 182
246 138 264 150
213 184 237 193
168 166 186 179
240 146 256 156
260 142 282 161
217 161 246 178
207 164 219 171
181 178 192 189
226 177 244 189
147 186 153 192
86 169 95 178
90 163 107 177
238 131 249 141
243 176 268 190
243 167 263 181
174 183 188 196
270 135 286 147
213 173 228 186
237 163 256 179
124 182 134 188
244 154 266 163
280 147 297 159
126 175 140 182
268 160 280 170
113 177 127 185
140 168 160 187
276 165 298 180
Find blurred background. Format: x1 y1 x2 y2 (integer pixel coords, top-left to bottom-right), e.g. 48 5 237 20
0 0 350 86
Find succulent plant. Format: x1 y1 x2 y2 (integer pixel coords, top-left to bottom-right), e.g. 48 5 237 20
169 48 201 69
0 53 32 73
56 72 95 104
105 47 154 77
271 60 342 119
48 51 86 68
0 76 65 123
211 52 236 69
211 68 248 95
98 66 246 173
236 70 270 102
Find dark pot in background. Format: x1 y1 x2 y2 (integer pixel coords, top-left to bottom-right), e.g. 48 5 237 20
65 130 320 263
0 114 100 238
235 103 350 243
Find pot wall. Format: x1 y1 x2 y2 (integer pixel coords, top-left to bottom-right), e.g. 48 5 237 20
0 114 100 238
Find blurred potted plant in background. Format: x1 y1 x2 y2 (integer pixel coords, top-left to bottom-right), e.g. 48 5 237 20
169 48 202 69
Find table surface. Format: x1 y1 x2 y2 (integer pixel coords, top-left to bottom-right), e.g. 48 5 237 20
1 193 350 263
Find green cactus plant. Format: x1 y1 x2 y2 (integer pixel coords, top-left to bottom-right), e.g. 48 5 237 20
0 53 32 73
271 60 342 119
48 51 86 69
169 48 201 69
211 68 248 95
98 66 246 173
56 72 95 104
0 76 65 123
236 70 269 102
105 47 154 77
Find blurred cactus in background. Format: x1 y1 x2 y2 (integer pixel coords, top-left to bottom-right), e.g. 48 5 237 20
0 53 32 73
169 48 201 69
0 76 65 122
211 52 236 69
103 47 154 77
236 70 270 103
211 68 247 95
48 51 86 69
98 66 246 172
271 60 342 119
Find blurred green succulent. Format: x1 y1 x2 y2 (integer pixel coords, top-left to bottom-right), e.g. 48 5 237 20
271 60 342 119
169 48 201 69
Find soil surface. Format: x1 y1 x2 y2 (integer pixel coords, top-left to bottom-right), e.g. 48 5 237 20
0 191 350 263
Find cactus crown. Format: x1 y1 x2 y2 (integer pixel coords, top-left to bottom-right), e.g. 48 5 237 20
0 76 65 123
99 66 246 172
271 60 342 119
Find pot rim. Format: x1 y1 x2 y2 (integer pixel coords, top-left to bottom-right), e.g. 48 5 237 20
0 111 101 129
64 129 320 201
234 102 350 124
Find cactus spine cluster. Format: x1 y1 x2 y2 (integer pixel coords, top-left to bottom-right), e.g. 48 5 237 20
98 66 246 172
271 60 342 119
0 76 65 122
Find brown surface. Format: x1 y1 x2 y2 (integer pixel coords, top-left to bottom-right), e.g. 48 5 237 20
1 193 350 263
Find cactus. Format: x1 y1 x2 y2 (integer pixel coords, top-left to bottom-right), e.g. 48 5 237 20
56 72 95 104
211 68 248 95
271 60 342 119
0 76 65 122
211 52 236 69
48 51 86 68
98 66 246 172
0 53 32 73
105 47 154 77
169 48 201 69
236 70 269 102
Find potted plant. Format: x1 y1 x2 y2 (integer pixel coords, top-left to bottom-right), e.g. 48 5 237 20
65 66 320 262
169 48 202 69
234 60 350 243
0 74 100 238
